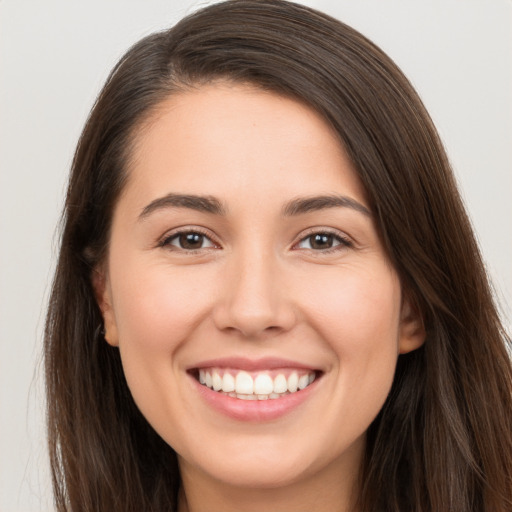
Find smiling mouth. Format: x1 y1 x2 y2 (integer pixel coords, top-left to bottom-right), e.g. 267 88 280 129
191 368 319 400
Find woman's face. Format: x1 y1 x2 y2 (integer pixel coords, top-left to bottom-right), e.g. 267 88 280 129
96 83 424 492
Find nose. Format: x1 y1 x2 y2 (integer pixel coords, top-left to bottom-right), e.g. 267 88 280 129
212 248 296 339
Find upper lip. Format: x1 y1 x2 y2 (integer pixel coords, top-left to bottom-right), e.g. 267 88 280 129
189 356 319 372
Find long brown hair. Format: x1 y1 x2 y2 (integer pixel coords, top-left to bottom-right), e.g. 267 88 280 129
45 1 512 510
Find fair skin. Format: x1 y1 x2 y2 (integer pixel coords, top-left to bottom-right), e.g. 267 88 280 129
95 83 424 512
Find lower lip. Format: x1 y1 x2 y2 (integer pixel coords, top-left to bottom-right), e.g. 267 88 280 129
191 375 319 422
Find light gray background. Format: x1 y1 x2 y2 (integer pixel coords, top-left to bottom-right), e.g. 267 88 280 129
1 1 510 510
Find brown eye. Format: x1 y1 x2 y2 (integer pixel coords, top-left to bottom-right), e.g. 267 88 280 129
164 231 216 250
310 234 335 249
296 232 351 251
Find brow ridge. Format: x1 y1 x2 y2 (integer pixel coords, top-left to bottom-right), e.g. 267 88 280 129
282 194 371 217
139 193 226 220
139 193 370 220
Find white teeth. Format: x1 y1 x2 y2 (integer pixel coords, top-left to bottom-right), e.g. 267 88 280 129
212 371 222 391
287 372 298 393
237 393 257 400
273 374 288 394
222 372 235 392
235 371 254 394
298 374 309 390
254 374 274 395
198 368 317 399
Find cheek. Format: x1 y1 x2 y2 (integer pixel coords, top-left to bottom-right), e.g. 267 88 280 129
111 261 216 350
297 263 401 412
108 260 219 429
108 260 218 411
300 263 401 346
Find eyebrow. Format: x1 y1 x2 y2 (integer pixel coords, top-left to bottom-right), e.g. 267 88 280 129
138 192 371 221
282 195 371 217
139 193 227 220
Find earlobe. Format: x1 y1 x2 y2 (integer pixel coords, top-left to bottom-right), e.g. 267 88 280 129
92 267 119 347
398 295 426 354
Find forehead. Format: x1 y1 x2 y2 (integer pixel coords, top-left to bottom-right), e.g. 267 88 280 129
122 83 367 211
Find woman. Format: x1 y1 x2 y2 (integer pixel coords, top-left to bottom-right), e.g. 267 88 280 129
44 0 512 510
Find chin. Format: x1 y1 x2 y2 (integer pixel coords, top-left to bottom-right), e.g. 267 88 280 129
177 430 363 491
194 452 315 489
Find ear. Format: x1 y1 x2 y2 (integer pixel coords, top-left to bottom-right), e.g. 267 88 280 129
92 267 119 347
398 293 425 354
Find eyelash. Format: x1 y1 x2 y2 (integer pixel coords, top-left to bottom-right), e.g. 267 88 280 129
159 228 353 254
293 229 353 254
159 227 219 252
